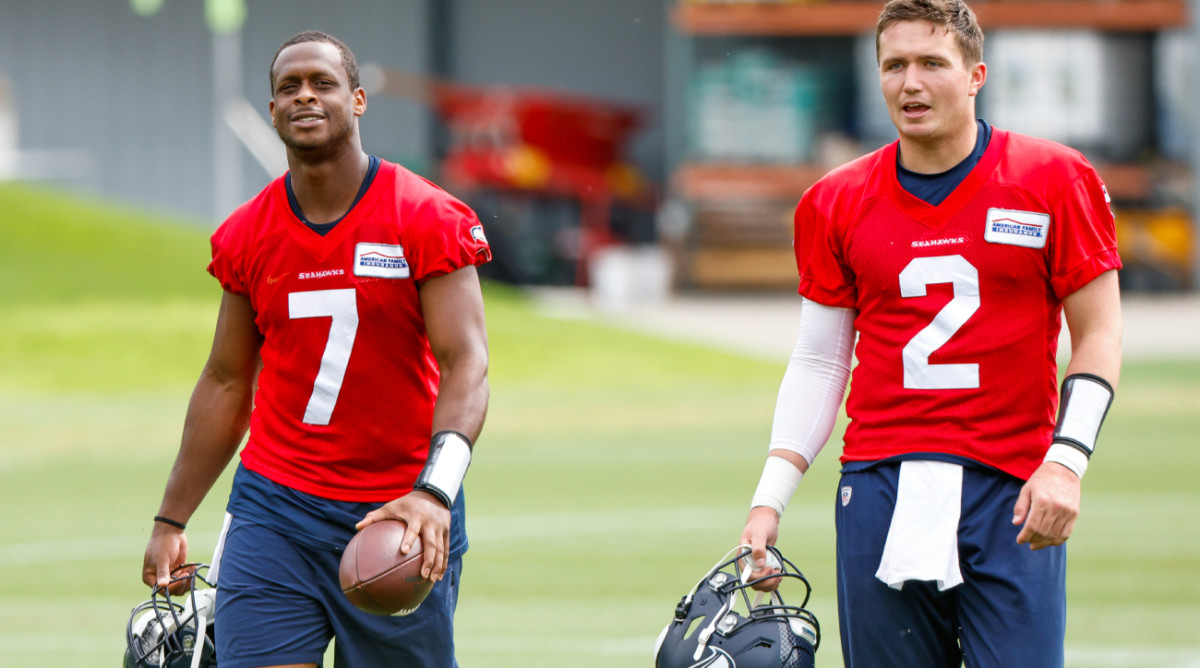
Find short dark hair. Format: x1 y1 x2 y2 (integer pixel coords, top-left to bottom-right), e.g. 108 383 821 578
269 30 360 94
876 0 984 64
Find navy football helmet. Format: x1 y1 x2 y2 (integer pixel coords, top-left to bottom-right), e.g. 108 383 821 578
655 545 819 668
124 564 217 668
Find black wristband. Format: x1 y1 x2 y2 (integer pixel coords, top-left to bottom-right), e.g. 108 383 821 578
413 431 473 509
154 515 187 531
413 482 454 509
1052 437 1094 460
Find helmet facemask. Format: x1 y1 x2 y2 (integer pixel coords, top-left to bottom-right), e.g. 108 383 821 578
655 546 819 668
125 563 217 668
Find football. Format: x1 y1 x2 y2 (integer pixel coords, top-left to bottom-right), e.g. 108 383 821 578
339 519 433 616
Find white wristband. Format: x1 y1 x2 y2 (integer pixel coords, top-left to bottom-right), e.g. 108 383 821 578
750 456 804 518
1044 442 1089 479
413 431 472 508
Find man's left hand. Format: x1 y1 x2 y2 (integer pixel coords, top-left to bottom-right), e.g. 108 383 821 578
1013 461 1081 550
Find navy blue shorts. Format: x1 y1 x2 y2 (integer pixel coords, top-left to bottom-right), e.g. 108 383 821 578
214 516 462 668
835 461 1066 668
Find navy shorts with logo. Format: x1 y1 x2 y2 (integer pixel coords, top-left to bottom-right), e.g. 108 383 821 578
213 464 467 668
834 458 1067 668
216 516 462 668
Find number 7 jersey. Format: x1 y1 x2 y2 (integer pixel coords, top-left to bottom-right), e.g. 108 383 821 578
795 129 1121 480
208 161 491 502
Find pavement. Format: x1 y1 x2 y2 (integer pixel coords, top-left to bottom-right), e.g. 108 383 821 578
532 288 1200 362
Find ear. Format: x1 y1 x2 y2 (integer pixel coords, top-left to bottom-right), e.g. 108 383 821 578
968 60 987 97
353 87 367 117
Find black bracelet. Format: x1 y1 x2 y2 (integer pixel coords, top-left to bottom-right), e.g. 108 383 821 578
154 515 187 531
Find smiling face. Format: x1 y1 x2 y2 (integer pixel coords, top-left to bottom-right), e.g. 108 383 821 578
268 41 366 162
878 19 985 163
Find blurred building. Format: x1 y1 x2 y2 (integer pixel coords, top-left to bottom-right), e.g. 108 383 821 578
666 0 1198 292
0 0 666 223
1 0 1196 291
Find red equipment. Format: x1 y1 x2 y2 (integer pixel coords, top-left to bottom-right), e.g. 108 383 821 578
373 70 655 284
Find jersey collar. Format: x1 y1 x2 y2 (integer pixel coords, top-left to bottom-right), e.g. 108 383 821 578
885 129 1009 229
275 160 393 260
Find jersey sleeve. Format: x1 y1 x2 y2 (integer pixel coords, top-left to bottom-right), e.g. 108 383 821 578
207 217 250 297
402 179 492 283
1046 162 1122 299
794 189 857 308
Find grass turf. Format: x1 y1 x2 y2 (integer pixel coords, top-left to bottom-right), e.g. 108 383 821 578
1 182 1197 666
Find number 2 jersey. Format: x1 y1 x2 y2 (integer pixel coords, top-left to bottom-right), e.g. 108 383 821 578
795 129 1121 480
208 160 491 502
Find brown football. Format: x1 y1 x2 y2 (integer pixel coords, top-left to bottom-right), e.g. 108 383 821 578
338 519 433 616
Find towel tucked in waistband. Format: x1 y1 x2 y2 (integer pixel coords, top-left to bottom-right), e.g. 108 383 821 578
875 460 964 591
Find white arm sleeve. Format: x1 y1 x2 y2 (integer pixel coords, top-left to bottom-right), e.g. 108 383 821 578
768 298 856 465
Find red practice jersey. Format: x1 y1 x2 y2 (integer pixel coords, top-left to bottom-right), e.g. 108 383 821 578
209 161 491 501
795 129 1121 480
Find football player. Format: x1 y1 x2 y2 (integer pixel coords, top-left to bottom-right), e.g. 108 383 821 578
140 31 490 668
740 0 1122 666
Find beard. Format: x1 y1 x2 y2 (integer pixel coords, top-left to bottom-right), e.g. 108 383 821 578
277 113 356 164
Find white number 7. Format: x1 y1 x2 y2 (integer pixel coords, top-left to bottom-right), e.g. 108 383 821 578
899 255 980 390
288 289 359 425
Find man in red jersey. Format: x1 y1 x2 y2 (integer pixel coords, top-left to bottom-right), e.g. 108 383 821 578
140 31 490 668
739 1 1122 665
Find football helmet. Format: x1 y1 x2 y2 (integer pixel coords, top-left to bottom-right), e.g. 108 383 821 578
124 563 217 668
654 545 819 668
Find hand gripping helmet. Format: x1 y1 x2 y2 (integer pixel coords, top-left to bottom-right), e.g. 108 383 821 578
654 545 820 668
124 563 217 668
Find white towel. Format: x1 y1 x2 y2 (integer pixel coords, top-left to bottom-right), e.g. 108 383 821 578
206 511 234 585
875 460 964 591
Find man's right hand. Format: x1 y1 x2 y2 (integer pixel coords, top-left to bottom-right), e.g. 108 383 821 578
142 524 189 593
356 490 452 584
740 505 783 592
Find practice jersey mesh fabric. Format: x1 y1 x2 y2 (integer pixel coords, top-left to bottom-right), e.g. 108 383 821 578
795 129 1120 480
208 161 491 502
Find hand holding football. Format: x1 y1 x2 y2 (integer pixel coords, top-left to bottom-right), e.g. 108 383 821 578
339 519 433 616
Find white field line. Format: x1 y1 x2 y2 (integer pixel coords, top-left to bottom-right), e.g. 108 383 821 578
0 633 121 653
0 505 829 568
465 505 825 542
1064 648 1200 668
3 631 1200 666
0 533 220 567
5 492 1188 567
459 635 655 656
456 636 1200 665
8 511 1199 664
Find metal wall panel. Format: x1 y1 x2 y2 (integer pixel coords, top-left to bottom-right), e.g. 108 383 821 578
0 0 213 217
0 0 430 221
0 1 667 220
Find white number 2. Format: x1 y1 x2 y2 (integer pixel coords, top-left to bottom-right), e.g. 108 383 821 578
288 289 359 425
899 255 980 390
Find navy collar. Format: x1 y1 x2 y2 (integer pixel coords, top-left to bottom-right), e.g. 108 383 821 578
896 120 992 207
285 154 381 236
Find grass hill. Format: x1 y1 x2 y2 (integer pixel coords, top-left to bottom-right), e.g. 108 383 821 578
0 184 215 305
0 182 775 394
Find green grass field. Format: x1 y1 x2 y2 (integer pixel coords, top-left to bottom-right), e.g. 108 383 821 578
1 182 1198 667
